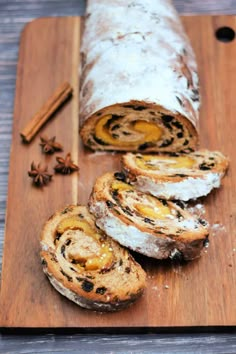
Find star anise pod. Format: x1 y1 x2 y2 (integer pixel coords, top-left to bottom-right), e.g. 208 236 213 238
39 136 63 154
28 162 53 187
54 153 79 174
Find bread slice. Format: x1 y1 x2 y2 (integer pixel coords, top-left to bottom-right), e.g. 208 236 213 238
121 150 229 201
40 205 146 312
89 173 209 261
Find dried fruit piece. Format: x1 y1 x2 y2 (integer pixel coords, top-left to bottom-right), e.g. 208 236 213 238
94 114 163 147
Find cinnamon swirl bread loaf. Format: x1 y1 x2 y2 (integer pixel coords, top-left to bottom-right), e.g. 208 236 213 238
40 205 146 311
80 0 200 152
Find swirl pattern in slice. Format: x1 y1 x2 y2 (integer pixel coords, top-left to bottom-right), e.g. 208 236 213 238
89 173 209 260
121 150 229 200
40 205 146 311
80 107 197 153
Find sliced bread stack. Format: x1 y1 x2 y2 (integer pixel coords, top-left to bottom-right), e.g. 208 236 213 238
88 149 228 262
40 150 228 311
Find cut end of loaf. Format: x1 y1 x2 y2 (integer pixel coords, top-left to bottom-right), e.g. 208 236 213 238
80 101 198 153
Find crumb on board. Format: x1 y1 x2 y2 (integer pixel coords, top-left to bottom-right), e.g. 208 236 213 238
210 223 227 237
152 286 158 291
187 203 206 218
147 275 155 279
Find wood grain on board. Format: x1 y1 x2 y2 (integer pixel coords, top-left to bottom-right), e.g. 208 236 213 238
0 15 236 329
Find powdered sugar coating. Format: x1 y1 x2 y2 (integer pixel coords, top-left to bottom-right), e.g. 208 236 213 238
134 173 221 201
80 0 200 128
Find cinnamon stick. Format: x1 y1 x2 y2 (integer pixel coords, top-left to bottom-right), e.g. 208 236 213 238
20 82 73 143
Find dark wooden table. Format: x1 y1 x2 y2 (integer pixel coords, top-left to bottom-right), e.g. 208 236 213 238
0 0 236 352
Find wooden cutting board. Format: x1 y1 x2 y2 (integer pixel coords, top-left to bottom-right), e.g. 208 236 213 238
0 15 236 329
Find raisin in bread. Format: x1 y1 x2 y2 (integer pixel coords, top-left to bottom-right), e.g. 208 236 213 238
121 150 229 201
40 205 146 312
89 173 209 261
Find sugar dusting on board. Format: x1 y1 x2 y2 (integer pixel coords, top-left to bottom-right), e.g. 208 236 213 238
187 201 227 243
86 151 117 158
210 223 227 237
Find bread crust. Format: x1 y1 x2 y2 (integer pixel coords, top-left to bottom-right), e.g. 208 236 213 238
40 205 146 311
89 173 209 260
121 150 229 200
79 0 200 152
